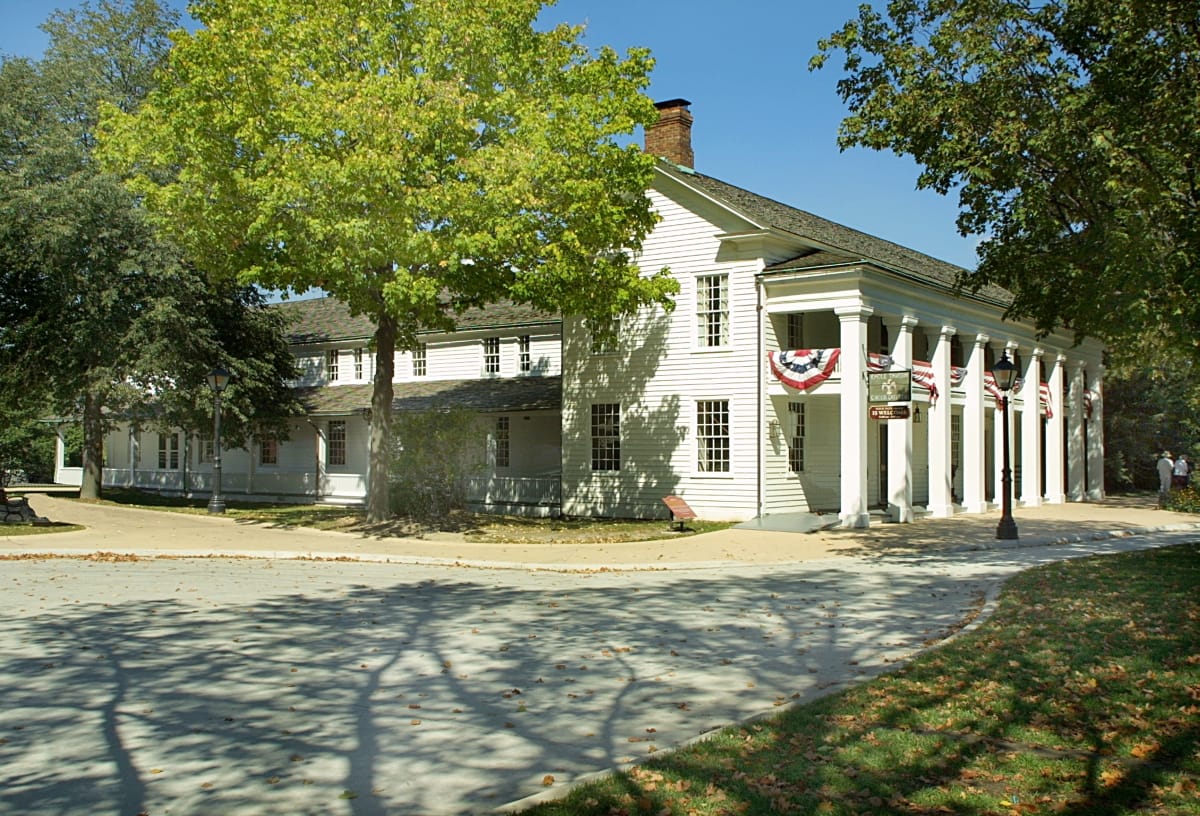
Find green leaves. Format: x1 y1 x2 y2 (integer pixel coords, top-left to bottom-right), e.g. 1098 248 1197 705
813 0 1200 363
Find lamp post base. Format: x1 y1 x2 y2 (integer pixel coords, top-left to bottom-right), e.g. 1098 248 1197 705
207 496 226 514
996 515 1018 540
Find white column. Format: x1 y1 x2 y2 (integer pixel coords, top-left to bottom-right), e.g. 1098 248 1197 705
886 315 917 522
1067 361 1087 501
962 333 989 514
926 325 956 518
1044 354 1067 503
837 305 872 528
316 423 328 499
1021 348 1044 506
1086 365 1105 500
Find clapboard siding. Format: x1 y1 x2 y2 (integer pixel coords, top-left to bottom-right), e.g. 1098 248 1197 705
561 183 764 520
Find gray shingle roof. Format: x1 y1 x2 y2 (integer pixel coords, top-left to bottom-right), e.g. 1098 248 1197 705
657 162 1011 305
279 297 560 346
296 376 561 416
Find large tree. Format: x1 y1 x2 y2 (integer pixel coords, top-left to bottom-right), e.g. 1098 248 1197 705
0 1 300 499
100 0 678 521
812 0 1200 362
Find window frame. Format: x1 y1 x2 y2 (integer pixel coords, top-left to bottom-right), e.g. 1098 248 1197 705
518 335 532 373
412 343 427 377
788 401 805 473
482 336 501 375
326 349 339 381
493 416 510 468
590 403 621 471
327 420 347 466
696 399 731 473
696 273 730 349
157 432 180 470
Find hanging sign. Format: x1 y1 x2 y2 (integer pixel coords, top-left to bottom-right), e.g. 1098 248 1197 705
869 405 911 420
868 369 913 403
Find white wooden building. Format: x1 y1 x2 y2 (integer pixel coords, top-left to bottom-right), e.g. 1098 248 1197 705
56 99 1105 526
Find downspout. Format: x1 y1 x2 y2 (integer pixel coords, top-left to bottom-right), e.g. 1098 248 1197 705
756 277 764 520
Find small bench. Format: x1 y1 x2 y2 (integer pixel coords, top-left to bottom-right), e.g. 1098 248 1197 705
661 495 697 532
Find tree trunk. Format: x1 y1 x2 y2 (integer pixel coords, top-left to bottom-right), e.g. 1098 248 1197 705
79 391 105 500
367 312 397 523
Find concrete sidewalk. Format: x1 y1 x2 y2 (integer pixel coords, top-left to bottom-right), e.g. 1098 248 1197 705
4 492 1198 569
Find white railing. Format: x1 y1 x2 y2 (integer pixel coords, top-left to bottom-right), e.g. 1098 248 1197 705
464 475 561 512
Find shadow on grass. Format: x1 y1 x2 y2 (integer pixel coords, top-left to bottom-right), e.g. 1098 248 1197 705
528 543 1200 815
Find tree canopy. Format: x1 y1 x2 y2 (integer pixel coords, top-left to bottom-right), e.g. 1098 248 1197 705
100 0 678 520
812 0 1200 362
0 0 299 499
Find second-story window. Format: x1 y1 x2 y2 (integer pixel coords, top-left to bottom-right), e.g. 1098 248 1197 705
696 274 730 348
518 335 532 373
353 348 364 380
483 336 500 375
412 343 427 377
326 349 339 381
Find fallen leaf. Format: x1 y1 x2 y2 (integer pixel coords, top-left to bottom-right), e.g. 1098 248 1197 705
542 774 555 786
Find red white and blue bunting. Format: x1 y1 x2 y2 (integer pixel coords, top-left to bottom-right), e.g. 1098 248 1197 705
767 348 841 391
769 347 1060 419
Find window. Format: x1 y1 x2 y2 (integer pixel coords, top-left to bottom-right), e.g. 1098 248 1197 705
494 416 510 468
788 402 805 473
786 313 804 350
590 316 620 354
157 433 180 470
197 434 213 465
951 413 962 477
412 343 427 377
353 348 364 380
696 274 730 348
326 349 339 381
260 437 278 466
591 403 621 471
697 400 730 472
327 420 346 466
482 336 500 375
518 335 532 373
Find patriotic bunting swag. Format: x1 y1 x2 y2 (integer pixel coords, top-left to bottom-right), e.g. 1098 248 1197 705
768 347 1056 418
767 348 841 391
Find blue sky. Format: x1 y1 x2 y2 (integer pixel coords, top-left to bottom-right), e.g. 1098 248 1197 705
0 0 981 271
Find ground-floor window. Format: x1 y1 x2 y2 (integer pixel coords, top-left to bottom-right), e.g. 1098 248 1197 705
328 420 346 466
591 403 620 471
197 434 213 464
158 432 180 470
697 400 730 472
788 401 805 472
494 416 510 468
259 437 278 466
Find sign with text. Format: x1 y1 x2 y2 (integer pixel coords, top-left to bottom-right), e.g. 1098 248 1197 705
868 369 912 403
869 405 911 420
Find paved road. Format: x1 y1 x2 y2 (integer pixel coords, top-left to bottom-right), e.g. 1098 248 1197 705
2 530 1195 815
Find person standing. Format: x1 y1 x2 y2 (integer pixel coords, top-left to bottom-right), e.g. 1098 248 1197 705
1173 454 1191 489
1158 451 1175 499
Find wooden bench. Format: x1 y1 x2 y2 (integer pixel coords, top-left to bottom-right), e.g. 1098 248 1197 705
661 495 697 532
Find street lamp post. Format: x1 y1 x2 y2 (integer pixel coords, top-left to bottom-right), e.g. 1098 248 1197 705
992 351 1019 540
206 366 231 514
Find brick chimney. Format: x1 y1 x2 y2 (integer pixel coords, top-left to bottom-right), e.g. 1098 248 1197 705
645 98 694 168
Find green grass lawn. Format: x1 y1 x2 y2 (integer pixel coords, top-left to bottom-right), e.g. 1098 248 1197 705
78 488 732 543
527 543 1200 816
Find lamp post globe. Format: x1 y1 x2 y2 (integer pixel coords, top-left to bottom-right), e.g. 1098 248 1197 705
993 351 1019 540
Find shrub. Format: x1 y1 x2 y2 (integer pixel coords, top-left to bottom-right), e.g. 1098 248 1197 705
389 408 486 521
1164 485 1200 514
